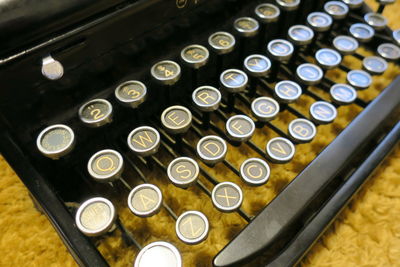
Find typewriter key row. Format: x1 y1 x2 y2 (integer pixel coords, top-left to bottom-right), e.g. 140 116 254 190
34 1 400 265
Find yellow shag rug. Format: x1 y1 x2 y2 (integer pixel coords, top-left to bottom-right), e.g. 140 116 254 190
0 1 399 266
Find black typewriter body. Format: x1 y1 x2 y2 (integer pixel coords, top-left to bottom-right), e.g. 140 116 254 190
1 0 400 266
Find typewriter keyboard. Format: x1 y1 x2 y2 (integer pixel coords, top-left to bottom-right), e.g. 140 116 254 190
33 0 400 266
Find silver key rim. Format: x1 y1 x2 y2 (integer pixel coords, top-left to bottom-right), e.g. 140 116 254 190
266 137 296 163
180 44 210 69
288 25 315 46
220 69 248 93
243 54 272 77
196 135 227 165
240 158 270 185
134 241 182 267
364 12 388 31
175 211 209 244
167 157 199 188
87 149 124 182
254 3 280 23
251 96 280 122
347 69 372 90
349 23 375 43
192 86 221 112
274 80 302 103
115 80 147 108
267 39 294 62
211 182 243 212
307 12 333 32
362 56 388 75
78 99 113 127
393 29 400 46
276 0 300 11
161 105 192 134
377 43 400 61
288 118 317 142
127 184 162 217
36 124 75 159
315 48 342 69
208 32 236 55
233 17 260 37
75 197 116 237
127 126 161 157
333 35 359 55
324 1 349 20
342 0 363 9
310 101 338 124
330 83 357 105
296 63 324 85
150 60 181 85
226 115 255 142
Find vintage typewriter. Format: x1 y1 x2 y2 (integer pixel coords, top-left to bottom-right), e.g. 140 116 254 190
1 0 400 266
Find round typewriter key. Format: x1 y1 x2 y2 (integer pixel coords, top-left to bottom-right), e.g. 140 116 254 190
296 63 324 86
244 54 272 78
310 101 337 124
176 211 209 244
349 23 375 43
127 184 162 217
208 32 236 55
288 118 317 143
324 1 349 20
274 80 302 103
79 99 113 127
276 0 300 11
127 126 160 157
192 86 221 112
41 55 64 81
151 60 181 86
161 105 192 134
377 0 395 4
315 48 342 69
167 157 199 188
37 124 75 159
180 44 209 69
393 29 400 46
364 12 387 31
266 137 295 163
330 84 357 105
333 35 359 55
134 241 182 267
220 69 248 93
240 158 270 186
226 115 255 142
75 197 117 237
376 0 395 13
234 17 259 38
87 149 124 183
347 70 372 90
212 182 243 212
362 56 388 75
255 3 280 23
115 81 147 108
251 97 280 122
307 12 333 32
342 0 363 9
267 39 294 63
288 25 315 46
377 43 400 61
197 135 227 165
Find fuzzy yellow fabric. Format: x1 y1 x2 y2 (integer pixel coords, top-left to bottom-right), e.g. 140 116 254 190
1 1 400 266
